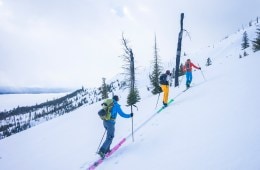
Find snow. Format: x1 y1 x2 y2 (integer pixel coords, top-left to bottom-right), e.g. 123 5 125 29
0 24 260 170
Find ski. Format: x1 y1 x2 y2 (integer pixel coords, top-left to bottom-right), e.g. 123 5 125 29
183 86 191 92
87 138 126 170
87 98 174 169
156 98 174 113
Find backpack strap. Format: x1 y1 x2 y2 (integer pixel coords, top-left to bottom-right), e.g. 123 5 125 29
185 62 191 71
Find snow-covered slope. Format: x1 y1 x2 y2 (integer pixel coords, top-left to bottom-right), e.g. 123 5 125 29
0 23 259 170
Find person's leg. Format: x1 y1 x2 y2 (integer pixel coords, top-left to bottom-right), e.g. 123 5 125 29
161 85 169 105
186 72 192 87
186 72 190 87
189 72 193 84
99 121 115 155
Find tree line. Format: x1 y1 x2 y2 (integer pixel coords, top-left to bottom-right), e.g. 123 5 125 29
0 81 127 139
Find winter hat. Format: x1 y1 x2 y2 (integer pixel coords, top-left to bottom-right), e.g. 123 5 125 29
113 95 119 101
166 70 171 75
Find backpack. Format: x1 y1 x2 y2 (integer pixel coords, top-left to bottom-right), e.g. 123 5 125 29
98 99 114 120
185 62 191 71
159 74 167 85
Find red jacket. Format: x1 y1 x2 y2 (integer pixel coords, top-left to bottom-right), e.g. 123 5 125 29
183 61 200 72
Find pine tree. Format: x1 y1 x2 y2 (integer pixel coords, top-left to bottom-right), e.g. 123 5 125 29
120 34 140 142
252 27 260 52
127 88 141 106
101 78 108 99
149 34 162 95
120 34 141 106
241 31 250 50
243 50 248 57
206 57 212 66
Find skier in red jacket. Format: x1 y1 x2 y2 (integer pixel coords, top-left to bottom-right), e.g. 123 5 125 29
183 59 201 88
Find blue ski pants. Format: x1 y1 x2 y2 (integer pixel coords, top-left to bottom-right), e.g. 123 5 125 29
100 120 115 153
186 71 192 85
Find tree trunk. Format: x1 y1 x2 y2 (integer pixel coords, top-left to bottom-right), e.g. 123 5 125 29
175 13 184 87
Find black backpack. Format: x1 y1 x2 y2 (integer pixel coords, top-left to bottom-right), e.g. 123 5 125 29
159 74 167 85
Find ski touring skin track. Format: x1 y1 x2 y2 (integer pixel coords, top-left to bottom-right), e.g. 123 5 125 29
87 138 126 170
87 98 175 169
156 98 174 113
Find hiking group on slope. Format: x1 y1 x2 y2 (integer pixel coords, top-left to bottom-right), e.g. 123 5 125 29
96 58 201 159
159 58 201 106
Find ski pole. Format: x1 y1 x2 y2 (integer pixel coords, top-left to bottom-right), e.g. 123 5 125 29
155 92 161 109
179 75 184 87
130 105 134 142
131 116 134 142
96 130 106 153
200 69 206 81
198 63 206 81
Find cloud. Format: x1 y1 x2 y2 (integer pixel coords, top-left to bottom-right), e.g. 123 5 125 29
122 6 135 21
110 6 125 17
110 5 135 21
137 3 150 14
0 0 259 89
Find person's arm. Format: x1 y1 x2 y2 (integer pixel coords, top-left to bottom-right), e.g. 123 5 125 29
191 62 200 69
117 104 132 118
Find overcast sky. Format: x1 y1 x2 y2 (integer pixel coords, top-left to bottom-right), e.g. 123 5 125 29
0 0 259 89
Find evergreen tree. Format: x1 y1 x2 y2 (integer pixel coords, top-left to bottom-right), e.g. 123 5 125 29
120 34 141 106
149 35 163 95
241 31 250 50
206 57 212 66
127 88 141 106
252 27 260 52
243 50 248 57
120 34 140 142
101 78 108 99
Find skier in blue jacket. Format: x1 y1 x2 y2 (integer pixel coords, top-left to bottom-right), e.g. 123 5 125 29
98 95 133 158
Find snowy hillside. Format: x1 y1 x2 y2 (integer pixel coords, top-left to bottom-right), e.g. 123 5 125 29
0 23 260 170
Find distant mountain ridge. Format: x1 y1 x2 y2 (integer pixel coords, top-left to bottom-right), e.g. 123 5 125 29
0 86 73 94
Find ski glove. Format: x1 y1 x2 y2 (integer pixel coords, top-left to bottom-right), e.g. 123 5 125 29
130 113 134 117
199 67 201 70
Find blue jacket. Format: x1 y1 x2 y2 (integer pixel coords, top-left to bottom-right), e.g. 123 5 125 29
110 99 131 120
